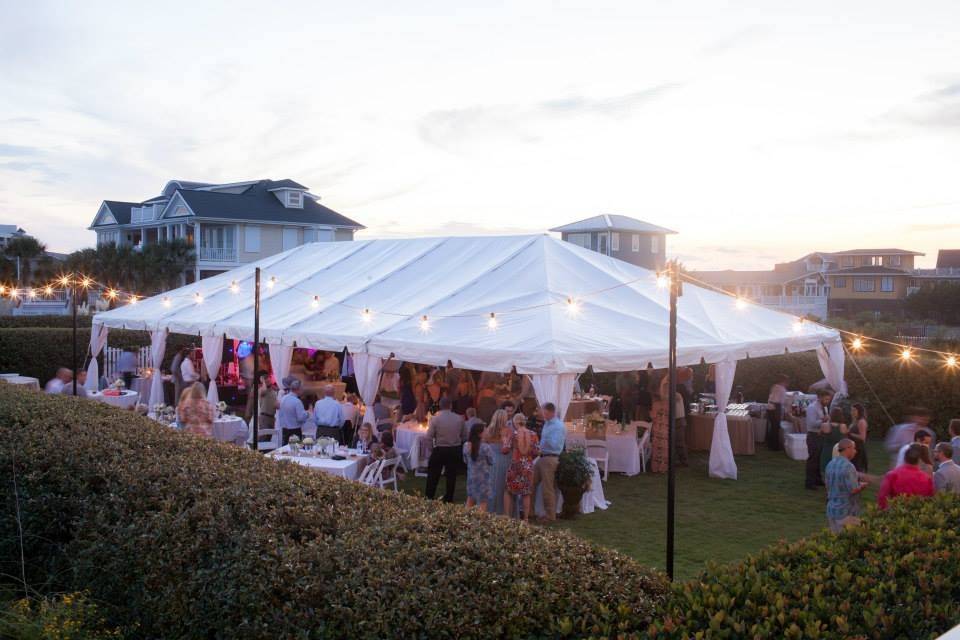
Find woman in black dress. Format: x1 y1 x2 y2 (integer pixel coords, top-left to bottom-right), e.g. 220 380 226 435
848 403 869 472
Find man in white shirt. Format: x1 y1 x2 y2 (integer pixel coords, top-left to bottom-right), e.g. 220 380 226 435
897 430 933 470
180 348 200 386
45 368 72 394
805 389 833 489
313 384 344 441
61 371 88 397
117 348 138 389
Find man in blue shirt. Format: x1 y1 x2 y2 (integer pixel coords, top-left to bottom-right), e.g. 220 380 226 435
277 379 309 445
313 385 345 443
534 402 566 521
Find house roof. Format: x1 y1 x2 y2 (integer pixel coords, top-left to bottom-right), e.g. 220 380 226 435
0 224 25 236
690 264 822 286
176 180 364 228
550 214 677 235
102 201 140 225
265 179 308 190
936 250 960 269
828 248 924 256
825 265 910 276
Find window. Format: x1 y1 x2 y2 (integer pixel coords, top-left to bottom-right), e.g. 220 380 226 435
880 276 895 292
282 227 298 251
303 228 316 243
287 191 303 208
566 233 590 249
833 277 846 288
315 228 334 242
842 256 854 267
854 278 875 292
870 256 883 266
611 232 620 252
631 234 640 252
244 225 261 253
598 234 608 254
890 255 901 266
650 236 659 254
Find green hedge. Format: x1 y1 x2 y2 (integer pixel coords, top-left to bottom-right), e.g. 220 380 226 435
0 314 94 329
0 386 667 639
0 328 196 384
650 493 960 639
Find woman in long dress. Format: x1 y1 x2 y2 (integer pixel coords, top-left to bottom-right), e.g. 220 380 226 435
848 403 869 472
482 409 513 515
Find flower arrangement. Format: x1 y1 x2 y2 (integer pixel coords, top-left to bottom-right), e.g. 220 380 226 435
301 436 315 453
112 378 126 391
317 436 338 457
216 400 227 416
288 434 301 455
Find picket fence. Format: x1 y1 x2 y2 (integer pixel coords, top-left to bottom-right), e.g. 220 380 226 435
103 346 151 381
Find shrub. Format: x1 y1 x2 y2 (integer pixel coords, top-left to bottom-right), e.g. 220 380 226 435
0 328 195 384
0 315 94 329
0 386 667 639
649 493 960 639
0 592 123 639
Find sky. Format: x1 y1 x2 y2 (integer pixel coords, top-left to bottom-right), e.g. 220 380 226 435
1 0 959 269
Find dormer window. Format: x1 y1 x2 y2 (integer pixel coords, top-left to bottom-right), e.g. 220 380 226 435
287 191 303 208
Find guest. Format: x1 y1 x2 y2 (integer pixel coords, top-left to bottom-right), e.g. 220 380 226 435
501 400 517 427
650 379 670 474
239 349 255 420
60 371 88 397
848 403 869 472
322 352 341 380
462 422 494 511
878 443 935 509
313 384 345 442
180 347 200 387
452 378 474 415
805 389 833 489
425 397 467 502
372 430 400 462
820 407 848 479
704 364 717 393
934 442 960 495
504 414 539 522
170 347 187 405
886 407 932 468
425 371 444 413
352 422 377 452
950 420 960 465
533 402 565 522
341 393 359 444
896 430 933 473
44 368 72 394
177 382 214 437
483 409 513 515
372 394 391 423
117 347 138 390
766 374 789 451
399 370 417 418
527 407 545 439
464 407 483 432
444 360 461 393
616 371 638 422
825 438 868 532
277 378 309 445
255 370 277 432
661 376 688 467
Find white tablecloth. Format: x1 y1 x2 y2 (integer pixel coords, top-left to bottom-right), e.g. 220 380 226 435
270 445 370 480
565 423 641 476
534 458 609 517
213 415 249 446
396 423 430 469
89 390 139 409
1 375 40 391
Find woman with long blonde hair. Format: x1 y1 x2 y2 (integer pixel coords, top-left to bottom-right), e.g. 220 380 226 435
177 382 214 438
483 409 513 515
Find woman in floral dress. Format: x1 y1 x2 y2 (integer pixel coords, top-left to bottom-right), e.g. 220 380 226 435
462 422 494 511
504 414 539 522
177 382 214 438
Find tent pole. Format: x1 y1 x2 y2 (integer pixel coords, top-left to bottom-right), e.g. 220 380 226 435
666 264 679 580
72 279 78 396
251 267 261 451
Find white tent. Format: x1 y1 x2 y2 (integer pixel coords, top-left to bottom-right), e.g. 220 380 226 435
93 234 844 479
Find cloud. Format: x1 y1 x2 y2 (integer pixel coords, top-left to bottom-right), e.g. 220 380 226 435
419 84 681 150
0 160 66 183
360 220 544 239
888 79 960 130
701 25 771 56
905 222 960 233
0 143 40 157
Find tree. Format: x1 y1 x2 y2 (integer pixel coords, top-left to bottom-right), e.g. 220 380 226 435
3 236 46 285
905 281 960 325
64 240 195 297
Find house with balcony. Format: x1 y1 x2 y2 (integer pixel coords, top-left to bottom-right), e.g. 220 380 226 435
551 214 676 271
89 179 364 282
823 248 923 316
0 225 27 249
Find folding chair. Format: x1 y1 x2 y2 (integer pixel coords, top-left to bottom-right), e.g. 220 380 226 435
374 456 400 491
585 439 610 481
358 458 380 486
635 422 652 473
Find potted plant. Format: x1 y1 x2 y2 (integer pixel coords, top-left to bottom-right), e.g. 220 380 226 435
555 447 592 519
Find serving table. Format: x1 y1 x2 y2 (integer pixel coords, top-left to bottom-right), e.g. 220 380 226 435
89 390 139 410
270 445 371 480
686 409 756 455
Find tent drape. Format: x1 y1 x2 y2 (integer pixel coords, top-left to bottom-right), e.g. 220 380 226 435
85 323 108 392
269 344 293 400
816 341 847 397
149 329 166 406
352 353 382 425
709 358 738 480
201 335 224 404
531 373 578 422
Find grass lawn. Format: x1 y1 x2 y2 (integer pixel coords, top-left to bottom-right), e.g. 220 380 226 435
398 438 890 581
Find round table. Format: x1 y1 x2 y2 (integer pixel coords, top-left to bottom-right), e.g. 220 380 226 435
212 415 249 446
0 374 40 391
89 390 139 409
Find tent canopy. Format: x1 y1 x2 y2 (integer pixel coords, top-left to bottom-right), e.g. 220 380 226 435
93 234 840 374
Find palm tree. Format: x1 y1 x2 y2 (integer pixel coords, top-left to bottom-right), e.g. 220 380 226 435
4 236 46 285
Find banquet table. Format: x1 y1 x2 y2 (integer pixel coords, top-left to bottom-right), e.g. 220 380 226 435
301 379 346 400
565 421 641 476
396 422 430 470
534 457 609 517
686 411 756 455
270 445 370 480
0 374 40 391
212 415 249 446
89 390 139 409
565 398 603 420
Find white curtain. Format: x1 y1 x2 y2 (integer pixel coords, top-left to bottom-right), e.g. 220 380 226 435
202 335 224 404
148 329 166 407
269 343 293 401
816 340 847 397
352 352 383 425
531 373 578 421
85 323 109 392
709 358 738 480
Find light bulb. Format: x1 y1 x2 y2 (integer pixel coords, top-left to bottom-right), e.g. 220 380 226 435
900 348 912 361
194 292 204 304
419 315 431 332
361 308 373 323
27 288 36 299
81 277 91 288
59 276 70 287
129 295 138 305
565 296 581 316
229 280 239 294
106 288 118 300
656 273 669 289
44 285 53 296
267 276 277 289
9 289 18 299
162 296 171 308
0 285 6 295
851 337 863 351
735 297 747 310
946 355 958 368
792 319 803 333
311 295 321 309
487 312 498 330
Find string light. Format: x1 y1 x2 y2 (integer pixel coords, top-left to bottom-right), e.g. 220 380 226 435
487 312 498 330
27 288 37 299
128 295 138 305
80 277 91 288
419 315 431 332
565 296 581 316
194 292 204 304
311 295 321 309
9 288 18 299
43 285 53 296
59 276 70 287
900 348 913 362
735 297 748 310
850 336 864 351
106 288 118 300
229 280 240 294
792 319 804 333
162 296 171 308
656 272 670 289
946 355 958 369
361 308 373 323
267 276 277 289
0 285 5 295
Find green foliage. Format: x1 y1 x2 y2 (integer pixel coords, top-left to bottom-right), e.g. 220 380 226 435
0 328 195 383
0 592 123 639
63 241 194 297
0 386 667 639
649 493 960 639
557 447 593 490
906 281 960 325
1 237 60 286
0 316 94 329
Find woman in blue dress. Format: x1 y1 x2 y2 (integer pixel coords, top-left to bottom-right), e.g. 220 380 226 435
463 422 494 511
482 409 513 515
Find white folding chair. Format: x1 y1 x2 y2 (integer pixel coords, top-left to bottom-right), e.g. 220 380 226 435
374 456 400 491
415 437 431 478
585 439 610 481
358 458 381 486
393 448 410 473
636 422 652 473
255 427 281 452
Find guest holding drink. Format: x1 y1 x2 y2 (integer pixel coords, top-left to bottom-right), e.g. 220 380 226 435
805 389 833 489
824 438 868 532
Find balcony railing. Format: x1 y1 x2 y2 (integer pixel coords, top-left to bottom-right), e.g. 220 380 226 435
198 246 237 262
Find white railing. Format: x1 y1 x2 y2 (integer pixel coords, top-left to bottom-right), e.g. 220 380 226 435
914 267 960 277
130 205 160 224
757 295 827 307
198 246 237 262
103 346 151 381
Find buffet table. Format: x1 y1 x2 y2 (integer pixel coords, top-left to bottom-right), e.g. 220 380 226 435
89 390 139 410
0 374 40 391
396 422 430 470
565 421 641 476
270 445 370 480
686 411 756 455
212 415 249 446
566 398 602 420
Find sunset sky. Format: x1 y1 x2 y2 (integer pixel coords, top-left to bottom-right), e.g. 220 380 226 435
1 0 959 269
